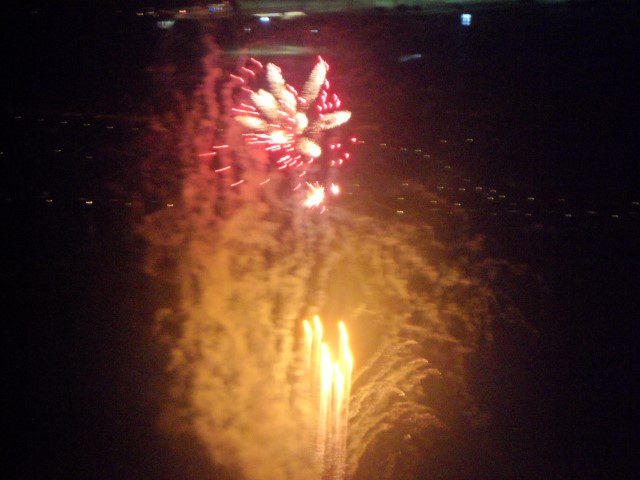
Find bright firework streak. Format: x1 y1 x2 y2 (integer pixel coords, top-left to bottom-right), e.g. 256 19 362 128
313 316 324 399
319 343 333 461
303 319 314 369
335 322 353 480
303 317 353 480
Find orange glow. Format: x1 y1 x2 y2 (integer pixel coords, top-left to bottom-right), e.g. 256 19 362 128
303 319 313 368
312 315 324 397
318 343 332 460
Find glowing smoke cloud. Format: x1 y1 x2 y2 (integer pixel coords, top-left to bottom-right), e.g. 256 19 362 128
226 57 352 209
145 41 492 480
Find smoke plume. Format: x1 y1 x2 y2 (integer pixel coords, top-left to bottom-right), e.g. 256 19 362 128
139 39 528 480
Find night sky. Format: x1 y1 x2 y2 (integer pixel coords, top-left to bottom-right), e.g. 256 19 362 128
4 2 639 479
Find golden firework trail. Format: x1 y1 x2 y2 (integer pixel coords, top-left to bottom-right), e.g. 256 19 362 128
303 316 353 480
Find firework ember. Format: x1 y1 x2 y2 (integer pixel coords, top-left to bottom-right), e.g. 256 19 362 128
303 317 353 480
227 57 352 209
303 182 326 209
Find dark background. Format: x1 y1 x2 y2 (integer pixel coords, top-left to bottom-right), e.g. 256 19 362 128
4 2 639 479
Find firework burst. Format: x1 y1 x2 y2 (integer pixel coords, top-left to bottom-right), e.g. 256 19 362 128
347 338 443 479
225 57 352 209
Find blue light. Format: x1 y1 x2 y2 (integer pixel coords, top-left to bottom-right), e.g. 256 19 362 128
259 16 270 23
461 13 472 27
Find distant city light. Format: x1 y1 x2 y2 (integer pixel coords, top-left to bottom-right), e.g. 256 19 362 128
259 16 270 23
398 53 423 63
461 13 472 26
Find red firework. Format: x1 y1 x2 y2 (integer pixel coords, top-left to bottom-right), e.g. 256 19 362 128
208 57 353 209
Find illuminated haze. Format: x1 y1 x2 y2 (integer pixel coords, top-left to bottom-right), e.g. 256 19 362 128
140 39 513 480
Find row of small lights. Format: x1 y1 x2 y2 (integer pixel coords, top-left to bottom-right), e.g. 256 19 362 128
369 142 640 219
6 192 638 222
12 115 141 130
5 114 639 220
5 186 639 222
